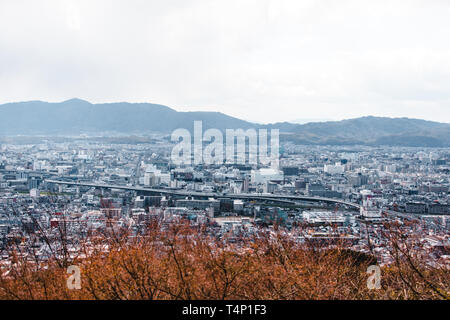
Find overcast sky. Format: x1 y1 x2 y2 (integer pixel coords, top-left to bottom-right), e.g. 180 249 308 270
1 0 449 123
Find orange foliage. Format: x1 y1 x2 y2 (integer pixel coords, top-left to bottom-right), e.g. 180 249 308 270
0 220 448 300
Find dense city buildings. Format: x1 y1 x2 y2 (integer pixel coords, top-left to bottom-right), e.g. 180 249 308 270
0 138 448 268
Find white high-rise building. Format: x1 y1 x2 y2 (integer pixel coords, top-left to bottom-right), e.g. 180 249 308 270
360 190 381 219
324 163 345 174
251 168 283 184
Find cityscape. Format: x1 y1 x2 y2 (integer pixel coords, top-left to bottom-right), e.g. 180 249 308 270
0 132 448 300
0 0 449 307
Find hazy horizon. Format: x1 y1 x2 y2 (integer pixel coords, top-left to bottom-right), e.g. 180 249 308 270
2 97 450 125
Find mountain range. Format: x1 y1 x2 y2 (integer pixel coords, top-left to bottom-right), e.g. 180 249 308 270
0 99 449 147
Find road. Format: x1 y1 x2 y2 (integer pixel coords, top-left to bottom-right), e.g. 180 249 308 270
46 179 361 209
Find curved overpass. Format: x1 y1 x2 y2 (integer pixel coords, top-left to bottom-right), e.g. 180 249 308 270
45 179 361 209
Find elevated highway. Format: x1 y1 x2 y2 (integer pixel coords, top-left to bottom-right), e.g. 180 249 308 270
46 179 361 210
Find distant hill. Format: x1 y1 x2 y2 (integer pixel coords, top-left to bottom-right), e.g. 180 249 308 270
0 99 253 135
0 99 449 147
270 116 450 147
